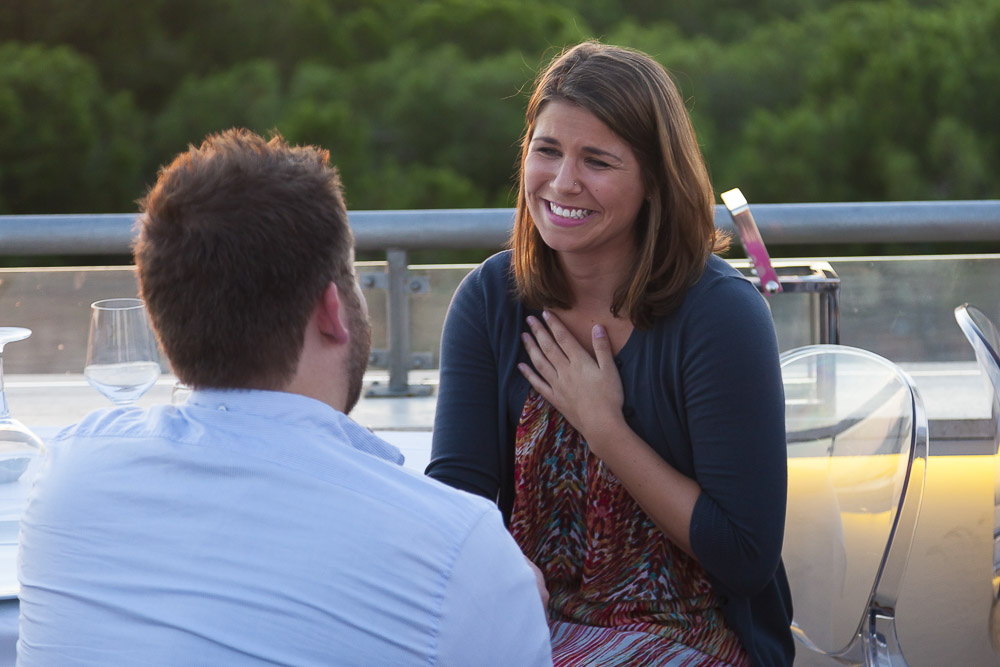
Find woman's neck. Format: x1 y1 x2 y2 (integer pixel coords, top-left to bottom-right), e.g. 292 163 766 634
557 248 633 312
551 251 636 354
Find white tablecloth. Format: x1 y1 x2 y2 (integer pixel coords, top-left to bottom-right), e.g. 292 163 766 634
0 453 40 667
0 600 16 666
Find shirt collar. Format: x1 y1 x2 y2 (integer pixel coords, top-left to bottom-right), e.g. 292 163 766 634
186 388 404 466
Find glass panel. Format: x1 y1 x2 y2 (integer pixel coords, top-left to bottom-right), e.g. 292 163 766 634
4 254 1000 373
0 267 141 375
825 255 1000 363
409 265 479 369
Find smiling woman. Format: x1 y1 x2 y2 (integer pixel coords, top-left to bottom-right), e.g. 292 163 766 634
428 41 792 667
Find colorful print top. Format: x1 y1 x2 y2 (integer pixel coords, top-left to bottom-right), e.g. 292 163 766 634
510 389 749 666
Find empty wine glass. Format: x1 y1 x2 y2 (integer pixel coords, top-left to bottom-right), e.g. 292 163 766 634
84 298 161 406
0 328 45 483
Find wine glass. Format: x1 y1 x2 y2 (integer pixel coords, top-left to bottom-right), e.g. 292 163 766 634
84 298 161 406
0 328 45 483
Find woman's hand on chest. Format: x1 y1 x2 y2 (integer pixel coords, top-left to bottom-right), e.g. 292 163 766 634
518 310 626 452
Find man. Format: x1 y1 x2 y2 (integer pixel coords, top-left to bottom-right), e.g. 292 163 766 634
17 129 552 665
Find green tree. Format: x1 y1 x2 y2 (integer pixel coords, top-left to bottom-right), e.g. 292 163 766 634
401 0 585 60
149 60 283 173
0 42 142 213
345 45 535 207
669 0 1000 203
1 0 999 219
0 0 184 111
279 63 372 202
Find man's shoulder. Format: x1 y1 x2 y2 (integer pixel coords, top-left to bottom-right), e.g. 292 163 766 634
292 410 504 542
362 457 501 536
53 405 155 443
50 403 502 544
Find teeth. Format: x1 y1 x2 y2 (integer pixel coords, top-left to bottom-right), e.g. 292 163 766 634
549 202 591 220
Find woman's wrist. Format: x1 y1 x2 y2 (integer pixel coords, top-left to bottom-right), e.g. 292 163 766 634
579 411 631 458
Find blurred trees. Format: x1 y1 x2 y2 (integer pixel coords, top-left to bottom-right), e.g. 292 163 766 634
0 42 143 213
707 1 1000 202
0 0 997 217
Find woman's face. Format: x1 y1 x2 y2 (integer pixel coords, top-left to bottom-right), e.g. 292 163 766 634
523 100 646 263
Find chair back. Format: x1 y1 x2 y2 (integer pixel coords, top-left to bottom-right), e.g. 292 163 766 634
954 303 1000 652
955 304 1000 400
781 345 928 660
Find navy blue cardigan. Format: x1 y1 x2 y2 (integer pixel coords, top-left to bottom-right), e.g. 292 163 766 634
427 251 794 666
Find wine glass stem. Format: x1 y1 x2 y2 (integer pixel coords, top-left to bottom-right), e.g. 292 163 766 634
0 349 9 420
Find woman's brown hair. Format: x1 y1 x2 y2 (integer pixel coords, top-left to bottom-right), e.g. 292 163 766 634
512 41 728 328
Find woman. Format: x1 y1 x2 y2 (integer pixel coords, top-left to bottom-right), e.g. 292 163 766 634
427 41 793 667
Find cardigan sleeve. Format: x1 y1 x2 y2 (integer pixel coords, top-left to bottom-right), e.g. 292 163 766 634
683 276 788 598
426 264 504 502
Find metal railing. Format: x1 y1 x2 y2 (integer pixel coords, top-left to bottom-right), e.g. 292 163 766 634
2 201 1000 256
3 201 1000 394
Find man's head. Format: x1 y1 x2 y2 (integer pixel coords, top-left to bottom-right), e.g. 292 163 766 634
135 129 369 408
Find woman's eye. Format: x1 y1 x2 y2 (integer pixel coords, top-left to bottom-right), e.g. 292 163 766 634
535 146 559 156
586 158 611 168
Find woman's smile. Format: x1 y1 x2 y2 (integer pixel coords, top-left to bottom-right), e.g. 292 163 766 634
544 199 595 227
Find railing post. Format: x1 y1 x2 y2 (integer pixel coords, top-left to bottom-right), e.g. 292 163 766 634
385 248 410 393
387 248 409 393
812 288 841 345
365 248 433 398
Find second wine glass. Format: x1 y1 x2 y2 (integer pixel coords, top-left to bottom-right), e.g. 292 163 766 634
0 327 44 483
84 298 161 406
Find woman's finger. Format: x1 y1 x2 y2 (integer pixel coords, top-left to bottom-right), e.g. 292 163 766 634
518 362 554 402
521 332 559 382
591 324 615 370
526 315 569 366
541 310 585 361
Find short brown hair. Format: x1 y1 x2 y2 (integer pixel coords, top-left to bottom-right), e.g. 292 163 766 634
135 128 355 389
512 41 728 327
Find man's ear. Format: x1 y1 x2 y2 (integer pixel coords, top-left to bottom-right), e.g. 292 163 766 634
316 282 350 344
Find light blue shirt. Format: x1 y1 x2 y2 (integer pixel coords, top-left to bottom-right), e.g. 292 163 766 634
17 389 552 666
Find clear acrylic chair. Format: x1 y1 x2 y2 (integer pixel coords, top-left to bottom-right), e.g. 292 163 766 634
954 303 1000 653
781 345 928 666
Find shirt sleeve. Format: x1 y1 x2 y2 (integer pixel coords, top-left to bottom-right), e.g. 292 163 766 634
684 277 788 598
436 510 553 666
426 265 504 501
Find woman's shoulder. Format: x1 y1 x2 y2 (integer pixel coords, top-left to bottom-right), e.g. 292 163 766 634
454 250 515 304
697 254 750 287
684 255 763 307
475 250 514 283
447 249 522 329
649 255 769 334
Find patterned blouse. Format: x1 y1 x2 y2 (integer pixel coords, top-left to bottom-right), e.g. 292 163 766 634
510 390 750 667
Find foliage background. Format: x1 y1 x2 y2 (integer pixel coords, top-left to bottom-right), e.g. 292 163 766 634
1 0 998 260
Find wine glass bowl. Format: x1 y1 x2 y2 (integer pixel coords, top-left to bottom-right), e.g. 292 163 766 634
0 327 45 483
84 298 161 406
